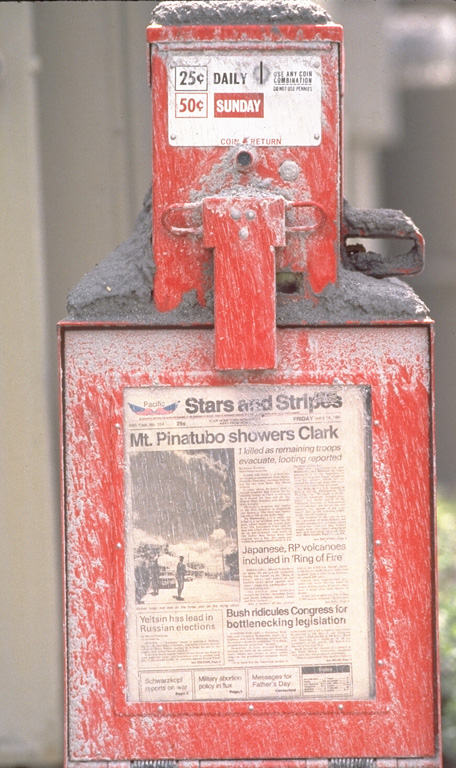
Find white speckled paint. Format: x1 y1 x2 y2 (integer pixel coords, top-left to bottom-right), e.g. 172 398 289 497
60 322 438 764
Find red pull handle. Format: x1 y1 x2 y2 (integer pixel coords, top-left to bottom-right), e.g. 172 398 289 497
203 197 286 371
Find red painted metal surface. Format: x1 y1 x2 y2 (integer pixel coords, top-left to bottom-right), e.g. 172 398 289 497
203 196 285 369
148 24 342 314
61 13 439 768
60 321 438 763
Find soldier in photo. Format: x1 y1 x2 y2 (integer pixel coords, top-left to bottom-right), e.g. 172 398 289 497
176 555 186 601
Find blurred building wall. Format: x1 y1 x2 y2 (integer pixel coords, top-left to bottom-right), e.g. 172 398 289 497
0 3 156 764
383 63 456 489
1 1 455 765
0 5 60 764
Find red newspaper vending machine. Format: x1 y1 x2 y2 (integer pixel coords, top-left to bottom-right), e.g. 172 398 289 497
60 2 440 767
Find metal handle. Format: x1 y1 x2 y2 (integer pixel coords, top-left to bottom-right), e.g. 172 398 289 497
163 199 329 238
161 202 203 236
285 200 327 233
342 201 424 277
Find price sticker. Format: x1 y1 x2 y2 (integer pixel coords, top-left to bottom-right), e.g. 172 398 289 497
175 93 208 118
175 66 208 91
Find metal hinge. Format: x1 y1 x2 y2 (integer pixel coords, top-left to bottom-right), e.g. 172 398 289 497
330 761 376 768
131 762 178 768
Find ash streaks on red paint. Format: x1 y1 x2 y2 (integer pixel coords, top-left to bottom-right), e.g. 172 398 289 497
151 28 341 313
62 324 437 761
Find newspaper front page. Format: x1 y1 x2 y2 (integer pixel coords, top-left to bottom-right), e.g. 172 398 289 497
124 385 374 703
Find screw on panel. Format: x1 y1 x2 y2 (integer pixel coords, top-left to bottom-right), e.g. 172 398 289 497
279 160 300 182
248 704 254 711
239 227 249 240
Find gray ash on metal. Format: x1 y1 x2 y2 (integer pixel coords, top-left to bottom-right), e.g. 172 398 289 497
67 187 429 324
66 0 428 324
151 0 332 27
66 188 213 326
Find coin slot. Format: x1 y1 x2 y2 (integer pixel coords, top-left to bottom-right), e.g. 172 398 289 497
236 150 254 172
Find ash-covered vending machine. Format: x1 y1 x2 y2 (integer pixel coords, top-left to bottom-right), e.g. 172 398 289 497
60 2 440 767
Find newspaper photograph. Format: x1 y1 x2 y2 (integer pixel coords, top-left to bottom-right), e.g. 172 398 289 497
124 385 374 703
